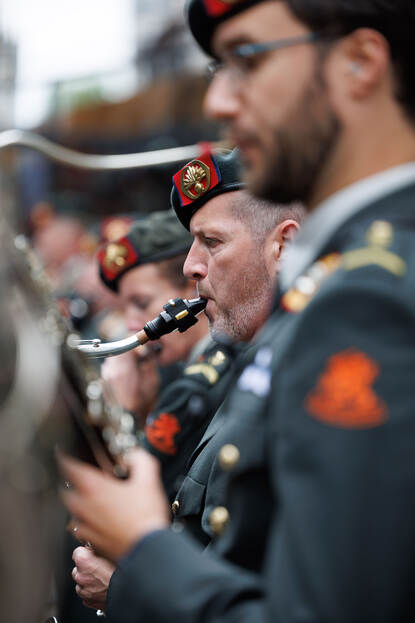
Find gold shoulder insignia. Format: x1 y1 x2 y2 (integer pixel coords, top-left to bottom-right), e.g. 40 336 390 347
366 220 393 247
185 363 219 385
343 220 406 277
208 350 227 367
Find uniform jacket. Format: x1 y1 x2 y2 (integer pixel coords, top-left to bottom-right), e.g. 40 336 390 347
168 340 267 558
107 182 415 623
142 337 244 501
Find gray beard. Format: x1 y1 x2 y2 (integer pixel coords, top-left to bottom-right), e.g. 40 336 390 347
209 277 273 343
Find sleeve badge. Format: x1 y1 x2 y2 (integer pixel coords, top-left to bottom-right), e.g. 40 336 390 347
305 348 388 429
145 412 181 455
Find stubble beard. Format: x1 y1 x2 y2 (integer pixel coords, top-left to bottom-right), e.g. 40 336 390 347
246 59 341 206
209 258 274 343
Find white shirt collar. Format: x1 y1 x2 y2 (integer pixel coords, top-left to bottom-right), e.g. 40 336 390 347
280 162 415 291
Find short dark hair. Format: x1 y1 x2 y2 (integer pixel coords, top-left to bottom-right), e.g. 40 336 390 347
285 0 415 123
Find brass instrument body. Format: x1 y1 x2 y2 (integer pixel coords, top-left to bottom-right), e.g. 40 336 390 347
0 126 212 621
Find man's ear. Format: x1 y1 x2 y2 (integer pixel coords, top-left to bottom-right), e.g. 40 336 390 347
272 219 300 264
265 219 300 275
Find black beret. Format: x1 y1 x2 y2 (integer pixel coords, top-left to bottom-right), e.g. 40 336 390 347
171 148 245 230
187 0 265 57
98 210 193 292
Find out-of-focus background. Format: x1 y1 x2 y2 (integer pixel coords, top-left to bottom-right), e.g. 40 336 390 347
0 0 218 338
0 4 217 621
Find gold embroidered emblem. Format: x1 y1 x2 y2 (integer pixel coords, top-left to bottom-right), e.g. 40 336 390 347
185 363 219 385
209 350 226 367
181 160 211 200
104 243 128 271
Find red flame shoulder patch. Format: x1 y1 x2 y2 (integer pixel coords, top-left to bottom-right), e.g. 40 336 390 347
305 349 387 429
145 412 181 455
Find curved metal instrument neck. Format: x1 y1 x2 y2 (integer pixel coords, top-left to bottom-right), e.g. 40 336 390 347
74 298 207 358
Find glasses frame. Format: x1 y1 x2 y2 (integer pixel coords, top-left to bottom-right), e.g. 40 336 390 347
206 32 323 81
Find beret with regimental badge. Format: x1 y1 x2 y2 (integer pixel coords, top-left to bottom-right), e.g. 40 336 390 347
171 148 245 230
98 210 193 292
187 0 265 56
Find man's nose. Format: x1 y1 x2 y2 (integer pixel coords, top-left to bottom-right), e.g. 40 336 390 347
183 244 207 280
203 72 241 122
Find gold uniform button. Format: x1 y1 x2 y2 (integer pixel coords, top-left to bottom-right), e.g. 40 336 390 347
171 500 180 515
218 444 240 470
209 506 230 536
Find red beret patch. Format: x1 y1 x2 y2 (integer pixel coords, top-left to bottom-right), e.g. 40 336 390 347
97 236 139 282
203 0 244 17
173 152 221 208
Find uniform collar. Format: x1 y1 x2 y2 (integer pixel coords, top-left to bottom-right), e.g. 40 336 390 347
280 162 415 291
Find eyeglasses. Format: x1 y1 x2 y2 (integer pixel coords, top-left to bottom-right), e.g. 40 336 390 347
206 32 323 82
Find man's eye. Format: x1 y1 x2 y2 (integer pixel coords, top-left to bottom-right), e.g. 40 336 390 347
230 53 259 75
132 298 150 310
239 56 258 71
204 237 220 248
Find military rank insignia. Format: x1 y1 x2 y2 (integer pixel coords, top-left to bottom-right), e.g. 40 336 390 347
342 220 406 277
173 153 221 207
97 237 139 281
203 0 244 17
185 347 229 385
281 253 342 313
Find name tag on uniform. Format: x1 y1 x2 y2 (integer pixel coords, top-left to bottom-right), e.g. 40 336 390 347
237 347 272 398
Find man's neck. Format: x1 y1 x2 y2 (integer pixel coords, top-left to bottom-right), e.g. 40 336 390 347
308 113 415 211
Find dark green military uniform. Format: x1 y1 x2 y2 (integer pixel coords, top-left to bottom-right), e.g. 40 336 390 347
97 156 245 505
107 181 415 622
143 148 246 505
165 341 253 547
142 337 245 502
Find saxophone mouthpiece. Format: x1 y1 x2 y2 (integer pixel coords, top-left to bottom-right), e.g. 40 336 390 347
143 297 207 341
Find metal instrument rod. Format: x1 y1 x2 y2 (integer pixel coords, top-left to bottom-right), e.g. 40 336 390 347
0 129 207 170
77 329 148 358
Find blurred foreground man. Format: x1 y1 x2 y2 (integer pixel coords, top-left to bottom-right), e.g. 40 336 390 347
62 2 415 621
